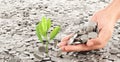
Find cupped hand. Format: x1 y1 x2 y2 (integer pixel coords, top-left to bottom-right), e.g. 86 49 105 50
58 9 117 52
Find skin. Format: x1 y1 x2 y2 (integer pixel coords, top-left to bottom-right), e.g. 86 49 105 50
58 0 120 52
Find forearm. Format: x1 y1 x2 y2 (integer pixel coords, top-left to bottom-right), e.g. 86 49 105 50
106 0 120 20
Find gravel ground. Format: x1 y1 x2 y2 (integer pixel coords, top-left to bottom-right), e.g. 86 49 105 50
0 0 120 62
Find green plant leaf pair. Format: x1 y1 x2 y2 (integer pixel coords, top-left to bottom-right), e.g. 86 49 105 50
36 16 60 42
36 16 61 55
50 26 60 40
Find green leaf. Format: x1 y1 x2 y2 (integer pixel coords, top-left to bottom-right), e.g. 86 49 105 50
50 26 60 40
38 22 46 37
47 18 51 30
42 16 47 33
36 24 43 42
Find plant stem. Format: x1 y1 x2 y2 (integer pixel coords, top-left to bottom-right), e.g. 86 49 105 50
45 37 49 56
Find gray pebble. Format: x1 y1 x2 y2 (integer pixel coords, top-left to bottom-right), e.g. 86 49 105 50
108 55 118 61
68 52 74 56
38 46 46 52
84 21 97 33
80 34 89 43
22 60 34 62
56 50 62 57
23 51 31 56
88 32 98 39
117 54 120 58
8 57 21 62
0 55 4 59
85 26 95 33
72 42 81 45
33 53 43 60
9 51 16 54
110 48 119 54
23 11 29 17
53 39 59 48
43 57 51 61
88 21 97 29
68 34 78 45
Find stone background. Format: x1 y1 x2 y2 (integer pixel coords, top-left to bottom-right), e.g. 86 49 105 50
0 0 120 62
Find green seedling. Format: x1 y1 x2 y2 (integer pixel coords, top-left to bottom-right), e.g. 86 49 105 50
36 16 60 55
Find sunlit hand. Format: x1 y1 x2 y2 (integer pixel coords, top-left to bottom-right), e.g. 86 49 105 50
58 8 118 52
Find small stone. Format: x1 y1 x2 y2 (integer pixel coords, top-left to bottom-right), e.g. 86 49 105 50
9 51 16 54
110 48 119 54
56 50 62 57
0 55 4 59
73 53 77 57
88 32 98 39
74 38 80 41
117 54 120 58
78 30 86 35
16 48 24 52
68 34 78 45
53 39 59 48
72 42 81 45
74 36 81 41
34 50 45 60
38 46 46 52
84 21 97 33
43 57 51 61
86 26 95 33
80 34 88 43
34 53 43 60
22 60 34 62
62 52 67 55
81 26 87 34
23 11 29 17
34 58 40 61
24 51 30 56
51 57 59 62
88 21 97 28
68 52 74 56
109 55 118 61
54 10 59 12
8 57 21 62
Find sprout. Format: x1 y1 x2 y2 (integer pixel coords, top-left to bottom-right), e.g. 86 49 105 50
36 16 60 55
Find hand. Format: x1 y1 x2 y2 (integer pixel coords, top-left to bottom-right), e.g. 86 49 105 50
58 9 117 52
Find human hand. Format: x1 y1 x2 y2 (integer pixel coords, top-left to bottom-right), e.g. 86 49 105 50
58 9 117 52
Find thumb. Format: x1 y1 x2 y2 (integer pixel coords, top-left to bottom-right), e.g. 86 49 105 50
58 33 74 47
86 38 100 47
91 13 98 23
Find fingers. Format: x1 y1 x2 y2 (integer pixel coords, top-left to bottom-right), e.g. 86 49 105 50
60 44 89 52
58 33 74 47
60 44 103 52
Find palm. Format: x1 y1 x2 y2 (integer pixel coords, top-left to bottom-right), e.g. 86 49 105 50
58 9 116 52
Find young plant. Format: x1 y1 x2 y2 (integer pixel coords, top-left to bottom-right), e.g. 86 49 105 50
36 16 60 55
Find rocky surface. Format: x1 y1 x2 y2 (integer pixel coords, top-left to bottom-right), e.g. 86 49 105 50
0 0 120 62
